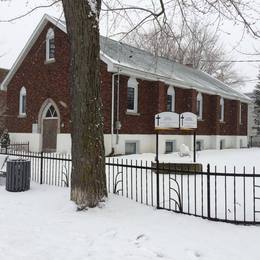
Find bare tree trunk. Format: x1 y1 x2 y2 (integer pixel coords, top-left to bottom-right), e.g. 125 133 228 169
62 0 107 209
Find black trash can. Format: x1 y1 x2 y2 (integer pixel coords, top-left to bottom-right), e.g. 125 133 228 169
6 159 31 192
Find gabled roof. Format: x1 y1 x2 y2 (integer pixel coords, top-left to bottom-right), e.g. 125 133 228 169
1 14 251 103
100 37 250 102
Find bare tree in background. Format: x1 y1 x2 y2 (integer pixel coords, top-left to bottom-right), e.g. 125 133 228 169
125 20 244 87
0 0 259 209
254 70 260 134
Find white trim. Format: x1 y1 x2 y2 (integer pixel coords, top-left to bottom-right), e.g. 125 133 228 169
127 77 138 113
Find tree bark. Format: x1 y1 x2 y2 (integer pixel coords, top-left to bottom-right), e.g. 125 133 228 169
62 0 107 209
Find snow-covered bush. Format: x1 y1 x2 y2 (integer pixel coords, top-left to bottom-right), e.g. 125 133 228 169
179 144 190 157
0 129 10 149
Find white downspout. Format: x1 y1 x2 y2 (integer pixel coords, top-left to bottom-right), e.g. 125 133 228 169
111 72 119 153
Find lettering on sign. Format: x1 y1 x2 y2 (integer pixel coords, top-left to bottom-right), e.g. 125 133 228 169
155 112 180 129
180 112 197 129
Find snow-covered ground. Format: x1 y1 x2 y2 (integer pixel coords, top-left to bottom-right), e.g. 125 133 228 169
0 183 259 260
116 148 260 172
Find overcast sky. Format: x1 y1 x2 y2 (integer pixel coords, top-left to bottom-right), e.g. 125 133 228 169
0 0 259 93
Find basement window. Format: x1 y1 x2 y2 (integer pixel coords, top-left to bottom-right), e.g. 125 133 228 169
220 139 225 150
125 141 139 155
165 140 176 154
196 140 204 151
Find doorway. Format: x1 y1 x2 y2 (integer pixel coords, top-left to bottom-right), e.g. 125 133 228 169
42 104 59 152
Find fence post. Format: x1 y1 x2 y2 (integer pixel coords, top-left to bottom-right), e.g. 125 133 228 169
40 151 43 184
207 164 211 219
156 132 160 209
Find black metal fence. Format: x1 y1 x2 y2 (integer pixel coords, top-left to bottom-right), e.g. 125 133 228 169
1 150 260 225
0 142 30 153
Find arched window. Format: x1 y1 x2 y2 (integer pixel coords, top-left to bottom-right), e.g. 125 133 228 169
45 105 58 118
167 86 175 112
46 28 55 61
220 97 224 122
19 87 26 116
239 102 242 124
127 77 138 113
196 92 203 119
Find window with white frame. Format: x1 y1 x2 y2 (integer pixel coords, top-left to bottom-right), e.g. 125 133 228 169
45 105 58 118
239 102 242 124
46 28 55 62
220 139 225 150
219 97 224 122
196 92 203 119
127 77 138 113
125 141 139 155
165 140 176 154
167 86 175 112
19 87 26 116
196 140 204 151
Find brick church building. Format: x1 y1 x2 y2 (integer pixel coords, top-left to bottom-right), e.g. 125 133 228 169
0 15 250 154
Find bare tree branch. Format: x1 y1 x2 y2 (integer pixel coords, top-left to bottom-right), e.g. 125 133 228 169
0 0 61 23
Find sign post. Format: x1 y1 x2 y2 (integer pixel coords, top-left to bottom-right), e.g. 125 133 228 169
180 112 197 163
155 130 159 209
154 112 180 209
154 111 198 208
193 131 196 162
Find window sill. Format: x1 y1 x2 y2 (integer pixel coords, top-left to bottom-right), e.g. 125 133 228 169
45 58 55 64
126 111 140 116
18 114 27 118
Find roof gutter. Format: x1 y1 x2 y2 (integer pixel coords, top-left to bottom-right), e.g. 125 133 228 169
111 63 251 104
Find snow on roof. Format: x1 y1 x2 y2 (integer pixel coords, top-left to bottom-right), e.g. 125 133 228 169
1 14 251 102
100 36 250 102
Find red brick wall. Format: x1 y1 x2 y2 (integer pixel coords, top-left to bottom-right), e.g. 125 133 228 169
116 76 158 134
0 91 7 130
6 22 248 137
7 22 71 134
6 23 112 135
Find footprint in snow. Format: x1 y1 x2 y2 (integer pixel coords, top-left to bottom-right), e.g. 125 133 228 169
101 228 117 239
186 249 202 259
134 234 149 245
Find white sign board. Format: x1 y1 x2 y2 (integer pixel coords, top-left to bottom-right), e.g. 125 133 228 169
180 112 197 129
155 112 180 129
